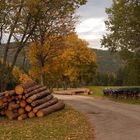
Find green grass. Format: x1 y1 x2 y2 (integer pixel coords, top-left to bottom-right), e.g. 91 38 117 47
87 86 140 104
0 106 94 140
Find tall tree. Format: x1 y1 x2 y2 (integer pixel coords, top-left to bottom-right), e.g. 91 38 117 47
29 32 97 87
29 36 64 85
101 0 140 85
0 0 87 90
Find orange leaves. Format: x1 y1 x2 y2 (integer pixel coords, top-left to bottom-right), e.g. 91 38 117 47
28 32 97 85
12 66 31 84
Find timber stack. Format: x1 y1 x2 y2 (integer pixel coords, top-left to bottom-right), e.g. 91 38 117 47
0 80 65 120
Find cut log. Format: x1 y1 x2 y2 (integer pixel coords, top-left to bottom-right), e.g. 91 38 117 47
22 96 26 100
24 85 42 94
18 95 23 99
15 80 35 94
8 112 19 120
28 111 35 118
18 114 28 120
0 100 4 107
0 91 8 96
36 100 65 117
13 109 18 113
7 98 12 102
26 90 51 103
16 100 20 104
31 94 53 107
5 90 15 97
0 103 8 110
11 104 20 110
8 102 15 110
20 100 27 107
25 86 47 98
18 108 25 115
1 110 6 115
2 97 8 103
0 96 4 100
6 110 13 118
8 103 19 111
25 105 32 112
8 104 20 110
33 97 58 113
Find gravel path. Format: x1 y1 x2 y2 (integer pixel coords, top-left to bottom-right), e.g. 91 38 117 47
54 95 140 140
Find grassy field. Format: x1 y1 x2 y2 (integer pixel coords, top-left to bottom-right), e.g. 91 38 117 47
87 86 140 104
0 106 93 140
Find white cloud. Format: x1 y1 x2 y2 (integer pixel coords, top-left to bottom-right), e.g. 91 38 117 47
75 0 112 49
76 18 106 48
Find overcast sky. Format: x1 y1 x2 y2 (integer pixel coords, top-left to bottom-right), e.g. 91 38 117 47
75 0 112 49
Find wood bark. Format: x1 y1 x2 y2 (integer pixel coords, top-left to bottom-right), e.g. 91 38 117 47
36 100 65 117
5 90 15 97
24 85 42 94
26 90 51 103
31 94 53 107
25 86 47 98
33 97 58 113
15 80 36 94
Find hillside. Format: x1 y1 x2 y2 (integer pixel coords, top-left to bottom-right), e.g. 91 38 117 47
0 45 122 73
93 49 122 73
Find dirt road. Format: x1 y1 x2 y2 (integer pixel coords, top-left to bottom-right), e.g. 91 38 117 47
54 95 140 140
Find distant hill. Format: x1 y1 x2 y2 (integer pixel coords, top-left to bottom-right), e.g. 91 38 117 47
93 49 122 73
0 44 122 73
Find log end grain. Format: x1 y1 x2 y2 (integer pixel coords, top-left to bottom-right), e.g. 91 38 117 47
25 105 32 112
15 85 24 95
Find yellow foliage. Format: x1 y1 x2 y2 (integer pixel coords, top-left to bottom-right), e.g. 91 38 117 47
12 66 32 83
19 74 32 84
12 66 23 80
28 32 97 84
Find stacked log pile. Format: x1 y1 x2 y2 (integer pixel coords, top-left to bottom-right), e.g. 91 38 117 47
54 88 92 95
103 88 140 99
0 81 65 120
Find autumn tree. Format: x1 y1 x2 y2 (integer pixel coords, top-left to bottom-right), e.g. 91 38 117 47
55 33 97 88
101 0 140 85
29 32 97 88
0 0 87 91
29 36 64 85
